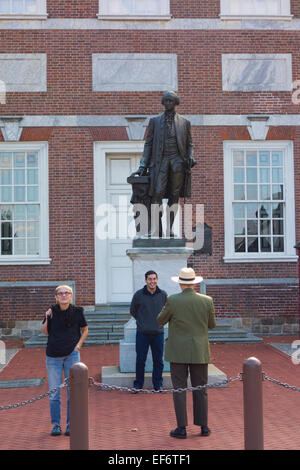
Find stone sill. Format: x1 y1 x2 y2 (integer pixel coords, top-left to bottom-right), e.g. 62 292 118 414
0 257 51 265
0 14 48 20
223 255 298 263
97 14 172 21
220 14 293 21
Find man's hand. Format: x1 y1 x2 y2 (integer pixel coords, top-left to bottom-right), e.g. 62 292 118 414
135 166 147 176
189 158 196 168
45 308 52 320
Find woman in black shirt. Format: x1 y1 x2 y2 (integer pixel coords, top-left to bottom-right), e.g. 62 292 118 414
42 285 88 436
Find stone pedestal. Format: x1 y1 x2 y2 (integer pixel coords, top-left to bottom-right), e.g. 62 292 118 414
126 244 193 296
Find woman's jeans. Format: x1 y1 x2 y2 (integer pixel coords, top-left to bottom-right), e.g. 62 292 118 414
46 350 80 425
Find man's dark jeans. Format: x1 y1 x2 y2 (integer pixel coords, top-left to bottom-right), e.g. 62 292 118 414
134 331 164 389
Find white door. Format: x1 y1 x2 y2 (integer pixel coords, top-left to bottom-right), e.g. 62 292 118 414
94 142 144 304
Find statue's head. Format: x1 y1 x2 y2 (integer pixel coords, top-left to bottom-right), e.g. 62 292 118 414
161 91 180 108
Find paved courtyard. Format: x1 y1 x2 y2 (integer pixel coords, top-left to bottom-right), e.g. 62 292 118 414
0 336 299 451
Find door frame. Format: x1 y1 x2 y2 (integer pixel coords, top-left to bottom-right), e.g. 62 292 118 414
94 141 144 305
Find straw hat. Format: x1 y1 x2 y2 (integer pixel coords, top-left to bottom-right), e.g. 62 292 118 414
171 267 203 285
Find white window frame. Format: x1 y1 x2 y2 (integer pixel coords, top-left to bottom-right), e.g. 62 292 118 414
223 140 297 263
0 141 50 265
220 0 292 20
97 0 171 21
0 0 47 20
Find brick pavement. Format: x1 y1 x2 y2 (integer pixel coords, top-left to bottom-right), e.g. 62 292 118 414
0 336 300 450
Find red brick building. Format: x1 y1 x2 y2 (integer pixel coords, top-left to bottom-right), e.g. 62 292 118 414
0 0 299 337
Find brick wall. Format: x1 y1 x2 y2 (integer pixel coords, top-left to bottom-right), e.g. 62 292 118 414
0 286 55 322
0 30 300 115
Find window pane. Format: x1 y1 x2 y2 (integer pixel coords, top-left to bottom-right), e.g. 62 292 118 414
14 238 26 255
14 222 26 238
247 203 258 218
1 239 12 255
0 153 12 168
272 185 283 200
234 168 244 183
14 170 25 185
272 151 283 166
14 205 26 220
27 205 39 220
247 220 258 235
272 203 283 218
246 152 257 166
261 237 271 252
27 221 39 237
14 153 25 168
234 220 245 235
0 169 12 184
259 203 271 218
27 186 39 202
1 221 12 237
12 0 23 14
274 237 284 252
259 151 270 166
25 0 38 13
27 153 38 168
260 168 270 183
233 150 244 166
246 168 257 183
1 186 12 202
273 220 284 235
14 186 25 202
247 237 258 252
0 0 10 14
260 185 271 200
1 205 12 220
234 185 245 200
246 185 258 200
235 237 245 252
233 203 245 218
260 220 271 235
272 168 283 184
27 169 38 184
27 238 39 255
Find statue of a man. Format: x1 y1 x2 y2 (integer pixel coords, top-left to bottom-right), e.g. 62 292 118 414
136 91 196 237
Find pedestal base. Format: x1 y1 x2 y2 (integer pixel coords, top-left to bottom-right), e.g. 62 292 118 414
101 364 227 389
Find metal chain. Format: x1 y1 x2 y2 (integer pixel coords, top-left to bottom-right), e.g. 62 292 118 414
263 373 300 392
2 371 300 411
88 374 242 394
0 378 69 411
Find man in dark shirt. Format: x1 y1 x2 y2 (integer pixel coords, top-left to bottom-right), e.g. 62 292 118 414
130 271 167 391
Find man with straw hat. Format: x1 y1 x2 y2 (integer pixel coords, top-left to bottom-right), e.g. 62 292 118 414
157 267 216 439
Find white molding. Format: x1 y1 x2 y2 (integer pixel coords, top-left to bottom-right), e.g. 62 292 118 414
220 15 293 20
0 14 48 20
94 141 144 304
97 15 171 21
223 140 296 262
220 0 292 20
0 141 49 264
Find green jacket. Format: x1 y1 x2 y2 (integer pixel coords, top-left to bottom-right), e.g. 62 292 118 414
157 288 216 364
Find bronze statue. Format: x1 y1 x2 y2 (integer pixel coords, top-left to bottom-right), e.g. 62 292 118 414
129 91 196 238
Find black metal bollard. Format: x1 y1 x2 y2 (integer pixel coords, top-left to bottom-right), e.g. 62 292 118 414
69 362 89 450
243 357 264 450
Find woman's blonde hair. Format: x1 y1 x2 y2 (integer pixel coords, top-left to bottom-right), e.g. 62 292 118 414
55 285 73 303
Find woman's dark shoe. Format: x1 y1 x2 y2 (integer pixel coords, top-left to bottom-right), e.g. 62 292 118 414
51 424 61 436
170 427 187 439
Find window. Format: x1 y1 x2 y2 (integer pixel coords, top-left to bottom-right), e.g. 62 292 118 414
97 0 171 20
220 0 292 20
223 141 296 262
0 0 47 19
0 142 50 264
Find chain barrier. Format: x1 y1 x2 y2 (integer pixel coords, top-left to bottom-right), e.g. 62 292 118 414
88 374 242 394
1 371 300 410
0 378 69 411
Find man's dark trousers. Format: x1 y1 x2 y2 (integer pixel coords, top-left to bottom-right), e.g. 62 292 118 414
134 331 164 389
